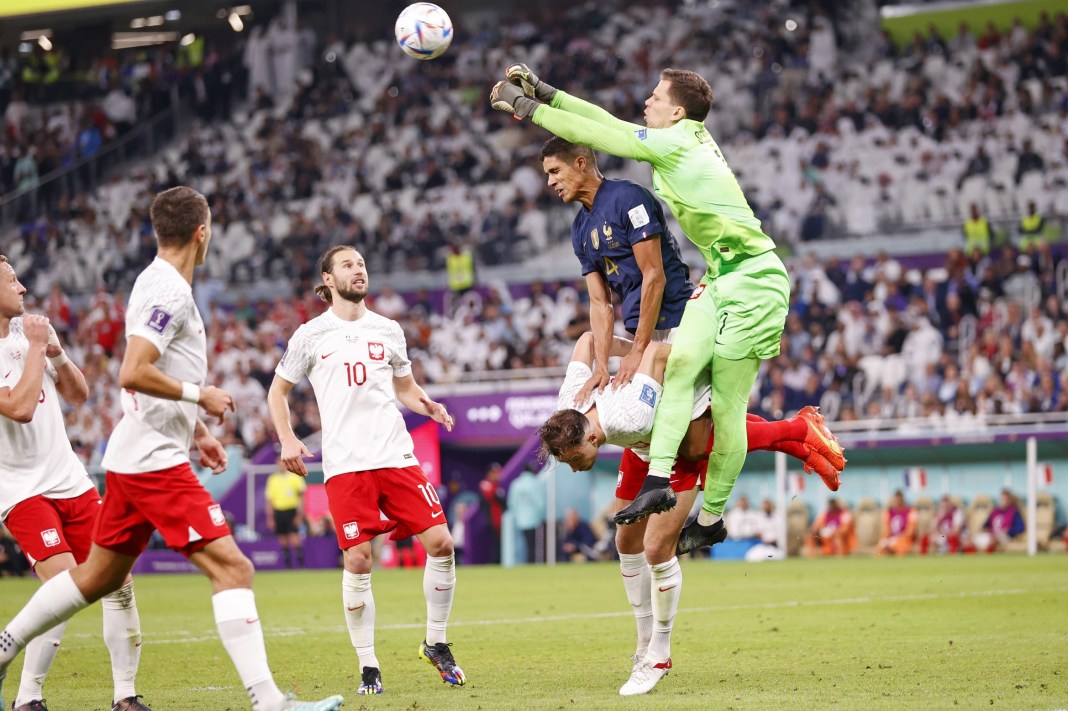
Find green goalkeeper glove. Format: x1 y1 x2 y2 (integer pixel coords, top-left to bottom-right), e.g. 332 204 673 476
506 63 557 103
490 81 540 119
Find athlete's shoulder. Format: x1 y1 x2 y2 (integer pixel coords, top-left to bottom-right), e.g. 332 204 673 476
292 311 337 343
603 178 655 204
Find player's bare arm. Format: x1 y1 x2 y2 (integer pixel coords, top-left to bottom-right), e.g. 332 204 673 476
46 323 88 404
577 271 614 406
0 314 49 423
193 418 228 474
393 374 454 432
119 335 234 422
615 236 666 390
266 374 312 477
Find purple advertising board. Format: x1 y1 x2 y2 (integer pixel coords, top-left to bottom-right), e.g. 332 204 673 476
437 389 558 445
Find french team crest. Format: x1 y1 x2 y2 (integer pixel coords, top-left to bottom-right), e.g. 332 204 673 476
368 342 385 360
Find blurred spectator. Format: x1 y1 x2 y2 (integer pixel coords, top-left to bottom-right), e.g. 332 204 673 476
744 498 785 561
506 467 547 564
922 495 967 554
804 498 856 557
962 203 992 256
725 495 763 541
264 461 306 568
0 524 29 577
559 508 597 562
450 501 468 563
876 491 918 556
479 462 507 564
975 489 1025 552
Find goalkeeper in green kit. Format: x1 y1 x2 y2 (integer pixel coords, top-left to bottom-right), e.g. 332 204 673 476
490 66 840 552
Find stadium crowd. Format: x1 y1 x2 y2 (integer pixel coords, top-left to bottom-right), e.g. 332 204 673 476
4 1 1068 292
1 1 1067 464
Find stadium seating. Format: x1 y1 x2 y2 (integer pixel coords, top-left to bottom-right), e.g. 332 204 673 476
852 498 882 555
786 499 810 558
966 493 994 540
912 496 936 553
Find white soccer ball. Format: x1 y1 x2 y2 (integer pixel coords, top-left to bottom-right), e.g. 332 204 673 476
395 3 453 60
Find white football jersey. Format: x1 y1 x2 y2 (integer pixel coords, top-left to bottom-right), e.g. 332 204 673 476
275 308 416 479
101 258 207 474
557 362 711 460
0 317 94 520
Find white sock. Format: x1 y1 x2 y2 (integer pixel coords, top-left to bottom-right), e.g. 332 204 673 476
647 469 671 483
212 588 283 711
1 570 88 667
102 582 142 703
697 511 723 526
423 554 455 646
647 557 682 664
342 571 378 670
619 553 652 658
15 621 67 706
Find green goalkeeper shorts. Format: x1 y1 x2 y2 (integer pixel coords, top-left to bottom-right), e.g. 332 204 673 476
694 250 789 361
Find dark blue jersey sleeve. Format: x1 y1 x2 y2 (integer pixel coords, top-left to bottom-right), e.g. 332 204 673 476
571 215 598 275
617 183 666 247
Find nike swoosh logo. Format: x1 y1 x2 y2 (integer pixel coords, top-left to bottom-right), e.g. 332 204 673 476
431 510 444 518
658 585 678 592
434 586 453 591
321 352 336 359
245 617 259 624
346 604 364 612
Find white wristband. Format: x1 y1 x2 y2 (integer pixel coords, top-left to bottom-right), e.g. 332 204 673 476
180 381 201 404
50 351 70 367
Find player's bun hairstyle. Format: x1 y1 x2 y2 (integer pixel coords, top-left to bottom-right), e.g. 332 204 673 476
315 244 359 304
537 408 590 462
150 186 209 248
539 136 597 168
660 68 713 122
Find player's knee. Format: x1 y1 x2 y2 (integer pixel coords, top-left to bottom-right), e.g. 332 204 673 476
615 522 644 555
426 536 454 558
219 552 255 588
664 349 702 380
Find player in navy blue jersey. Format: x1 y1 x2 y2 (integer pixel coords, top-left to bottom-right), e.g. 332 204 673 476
543 137 693 407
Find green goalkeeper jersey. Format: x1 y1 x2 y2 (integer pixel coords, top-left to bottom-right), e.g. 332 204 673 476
533 91 776 279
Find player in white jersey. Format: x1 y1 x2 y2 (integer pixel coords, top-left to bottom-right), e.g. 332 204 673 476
0 256 148 711
268 245 463 697
539 331 840 695
0 188 343 711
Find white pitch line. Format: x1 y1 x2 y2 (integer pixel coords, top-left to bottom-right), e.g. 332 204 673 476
52 585 1067 647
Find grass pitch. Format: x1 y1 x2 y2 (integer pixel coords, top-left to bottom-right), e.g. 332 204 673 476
1 555 1065 710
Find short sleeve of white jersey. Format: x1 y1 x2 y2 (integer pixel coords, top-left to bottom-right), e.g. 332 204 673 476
275 325 314 384
127 282 189 355
390 321 412 378
558 362 595 413
0 348 14 390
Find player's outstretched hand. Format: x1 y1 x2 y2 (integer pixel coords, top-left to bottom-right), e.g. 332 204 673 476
280 438 313 477
195 432 228 474
490 81 540 120
421 396 454 432
613 348 643 390
23 314 50 348
505 63 557 103
574 366 611 407
199 385 235 423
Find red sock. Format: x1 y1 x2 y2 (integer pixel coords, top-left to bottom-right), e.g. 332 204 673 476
773 440 809 461
745 418 807 450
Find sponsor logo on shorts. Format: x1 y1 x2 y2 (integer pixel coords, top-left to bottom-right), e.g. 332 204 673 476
343 521 360 540
146 308 173 334
617 470 624 488
208 504 225 527
639 384 657 408
367 342 385 360
41 528 61 548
